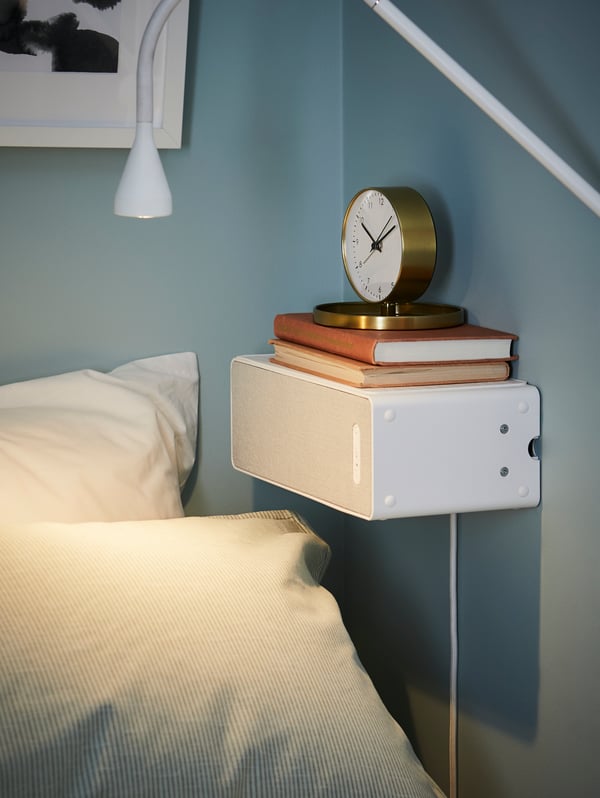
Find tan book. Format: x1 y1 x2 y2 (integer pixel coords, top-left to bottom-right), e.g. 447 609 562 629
273 312 518 365
269 339 511 388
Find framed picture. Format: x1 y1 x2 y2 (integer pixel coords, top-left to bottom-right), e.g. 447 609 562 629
0 0 189 148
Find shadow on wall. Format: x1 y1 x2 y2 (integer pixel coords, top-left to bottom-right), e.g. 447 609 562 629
458 507 541 740
343 507 541 743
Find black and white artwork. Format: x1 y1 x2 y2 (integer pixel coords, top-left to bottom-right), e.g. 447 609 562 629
0 0 186 147
0 0 122 73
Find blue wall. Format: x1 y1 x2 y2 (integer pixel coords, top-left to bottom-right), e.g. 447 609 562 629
0 0 343 517
343 0 600 796
1 1 599 796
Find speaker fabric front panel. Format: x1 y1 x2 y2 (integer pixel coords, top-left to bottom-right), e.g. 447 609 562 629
231 360 373 517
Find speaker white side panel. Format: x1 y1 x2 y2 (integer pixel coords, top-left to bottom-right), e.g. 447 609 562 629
368 382 540 518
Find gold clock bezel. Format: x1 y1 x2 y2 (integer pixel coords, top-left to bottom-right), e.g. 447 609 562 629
341 186 437 304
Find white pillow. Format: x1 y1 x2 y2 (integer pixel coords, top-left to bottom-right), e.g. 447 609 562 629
0 511 444 798
0 352 198 522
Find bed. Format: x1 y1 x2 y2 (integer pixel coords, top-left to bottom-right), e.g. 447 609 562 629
0 352 444 797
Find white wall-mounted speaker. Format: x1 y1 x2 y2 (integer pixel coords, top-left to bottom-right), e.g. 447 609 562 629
231 355 540 520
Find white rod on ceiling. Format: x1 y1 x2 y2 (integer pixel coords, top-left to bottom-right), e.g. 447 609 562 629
363 0 600 219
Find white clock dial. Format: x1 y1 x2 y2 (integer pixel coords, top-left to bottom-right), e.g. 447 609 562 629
342 189 402 302
340 186 437 307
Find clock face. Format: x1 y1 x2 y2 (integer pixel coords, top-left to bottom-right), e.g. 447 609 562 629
342 189 402 303
341 186 437 305
317 187 460 329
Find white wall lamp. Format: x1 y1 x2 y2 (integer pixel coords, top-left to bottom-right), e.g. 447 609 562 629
114 0 182 219
363 0 600 219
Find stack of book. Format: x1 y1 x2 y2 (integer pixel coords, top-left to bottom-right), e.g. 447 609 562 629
269 312 518 388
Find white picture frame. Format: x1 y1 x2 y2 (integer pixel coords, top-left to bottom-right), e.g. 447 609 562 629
0 0 189 149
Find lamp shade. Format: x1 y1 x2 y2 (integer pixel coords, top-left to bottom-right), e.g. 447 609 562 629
114 122 172 218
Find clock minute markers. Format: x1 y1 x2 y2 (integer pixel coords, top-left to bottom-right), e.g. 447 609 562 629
354 220 377 266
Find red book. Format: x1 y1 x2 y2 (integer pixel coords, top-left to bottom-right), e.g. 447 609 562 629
273 313 518 365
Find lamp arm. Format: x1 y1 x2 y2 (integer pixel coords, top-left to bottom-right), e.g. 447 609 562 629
363 0 600 218
137 0 183 123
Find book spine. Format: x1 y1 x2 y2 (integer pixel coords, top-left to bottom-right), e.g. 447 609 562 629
273 315 378 364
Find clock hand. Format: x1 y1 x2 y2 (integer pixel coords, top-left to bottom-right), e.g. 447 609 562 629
361 221 377 243
363 224 397 263
366 220 397 262
363 248 376 263
361 221 383 262
376 224 397 246
361 217 397 265
374 215 394 245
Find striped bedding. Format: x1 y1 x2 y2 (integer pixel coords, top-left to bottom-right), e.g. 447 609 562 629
1 510 444 797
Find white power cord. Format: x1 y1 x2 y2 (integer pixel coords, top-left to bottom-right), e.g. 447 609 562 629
449 513 459 798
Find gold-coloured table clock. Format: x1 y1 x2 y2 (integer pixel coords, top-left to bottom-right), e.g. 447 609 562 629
314 186 464 330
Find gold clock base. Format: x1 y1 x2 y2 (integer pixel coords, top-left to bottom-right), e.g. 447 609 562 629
313 301 465 331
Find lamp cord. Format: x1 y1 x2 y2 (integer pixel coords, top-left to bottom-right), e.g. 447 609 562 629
449 512 458 798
